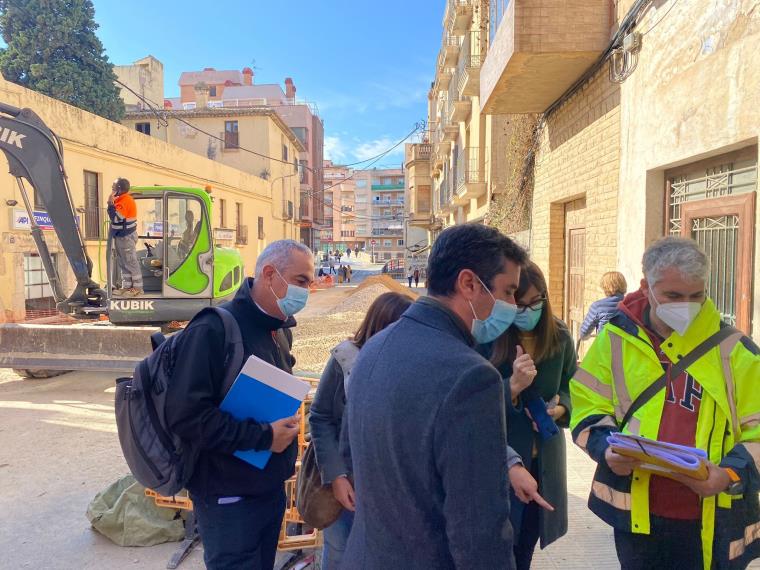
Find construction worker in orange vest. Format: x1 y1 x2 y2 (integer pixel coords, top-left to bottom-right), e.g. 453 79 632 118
107 178 142 296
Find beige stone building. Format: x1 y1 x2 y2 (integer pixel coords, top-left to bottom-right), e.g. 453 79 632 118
0 77 298 323
404 140 433 268
410 0 760 341
122 69 325 251
481 0 760 341
429 1 491 230
114 55 165 112
411 1 518 252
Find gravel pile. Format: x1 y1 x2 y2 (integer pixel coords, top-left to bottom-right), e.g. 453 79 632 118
291 282 398 374
291 313 364 374
338 284 394 313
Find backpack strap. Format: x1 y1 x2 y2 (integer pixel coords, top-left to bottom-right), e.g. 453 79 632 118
206 306 245 397
620 325 740 430
150 332 166 351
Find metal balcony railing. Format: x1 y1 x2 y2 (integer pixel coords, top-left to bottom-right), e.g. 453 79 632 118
371 228 403 237
456 147 484 187
374 198 405 206
438 176 451 210
445 34 461 48
446 0 474 34
459 31 483 96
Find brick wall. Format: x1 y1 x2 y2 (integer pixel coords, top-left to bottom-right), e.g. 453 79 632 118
530 69 621 320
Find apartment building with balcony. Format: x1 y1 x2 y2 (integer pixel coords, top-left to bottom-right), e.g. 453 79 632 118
480 0 760 341
404 140 433 267
351 169 372 249
123 65 325 251
367 168 406 262
347 167 406 262
426 0 517 242
322 161 358 253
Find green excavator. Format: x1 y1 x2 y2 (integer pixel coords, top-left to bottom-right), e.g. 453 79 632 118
0 102 248 374
0 102 245 325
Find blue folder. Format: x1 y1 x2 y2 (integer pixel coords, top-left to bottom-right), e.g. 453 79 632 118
220 355 310 469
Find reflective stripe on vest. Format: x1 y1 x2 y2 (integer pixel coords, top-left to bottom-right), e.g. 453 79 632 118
574 368 613 400
741 412 760 430
719 331 745 437
729 521 760 561
575 415 617 453
591 480 632 511
609 334 640 435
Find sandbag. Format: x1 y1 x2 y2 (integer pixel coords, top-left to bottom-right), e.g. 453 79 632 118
86 474 184 547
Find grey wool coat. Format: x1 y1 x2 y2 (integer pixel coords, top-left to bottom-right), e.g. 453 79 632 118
341 296 517 570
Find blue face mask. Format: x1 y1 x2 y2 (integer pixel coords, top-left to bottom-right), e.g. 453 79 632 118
271 268 309 318
513 302 544 331
469 277 518 344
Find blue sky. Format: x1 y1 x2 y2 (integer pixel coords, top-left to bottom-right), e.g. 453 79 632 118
92 0 443 167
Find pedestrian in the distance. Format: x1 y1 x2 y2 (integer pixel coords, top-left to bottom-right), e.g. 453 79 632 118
413 267 420 288
310 292 414 570
346 265 352 283
354 246 359 258
329 258 336 275
407 266 414 288
579 271 627 340
488 261 575 569
165 239 315 570
346 249 351 259
107 177 143 297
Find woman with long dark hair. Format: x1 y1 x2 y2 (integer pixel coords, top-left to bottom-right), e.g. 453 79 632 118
309 291 414 569
491 261 576 569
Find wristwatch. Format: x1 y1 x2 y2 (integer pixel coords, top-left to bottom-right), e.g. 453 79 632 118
724 467 744 495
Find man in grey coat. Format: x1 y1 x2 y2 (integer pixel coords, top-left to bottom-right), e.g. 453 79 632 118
343 223 537 569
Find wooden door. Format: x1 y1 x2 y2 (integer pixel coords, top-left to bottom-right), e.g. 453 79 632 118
565 227 586 341
680 193 755 332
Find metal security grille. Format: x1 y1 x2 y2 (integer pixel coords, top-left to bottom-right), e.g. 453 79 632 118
668 164 756 235
668 160 757 329
691 215 740 325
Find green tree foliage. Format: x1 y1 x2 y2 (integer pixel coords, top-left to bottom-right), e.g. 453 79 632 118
0 0 125 121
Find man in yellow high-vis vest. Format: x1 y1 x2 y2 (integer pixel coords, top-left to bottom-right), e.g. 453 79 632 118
571 237 760 569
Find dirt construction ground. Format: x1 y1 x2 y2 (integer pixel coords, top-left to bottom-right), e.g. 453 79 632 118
3 275 752 569
0 275 392 570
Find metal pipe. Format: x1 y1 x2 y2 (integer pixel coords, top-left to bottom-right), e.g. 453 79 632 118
16 178 67 304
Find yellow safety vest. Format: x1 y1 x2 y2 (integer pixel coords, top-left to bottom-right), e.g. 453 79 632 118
570 298 760 569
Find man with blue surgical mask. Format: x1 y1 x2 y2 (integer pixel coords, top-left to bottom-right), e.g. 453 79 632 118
342 223 533 570
166 239 314 570
571 236 760 570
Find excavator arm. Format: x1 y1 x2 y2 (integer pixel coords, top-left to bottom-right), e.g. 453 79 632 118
0 103 106 315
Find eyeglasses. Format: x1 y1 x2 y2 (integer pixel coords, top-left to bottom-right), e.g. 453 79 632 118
516 297 546 314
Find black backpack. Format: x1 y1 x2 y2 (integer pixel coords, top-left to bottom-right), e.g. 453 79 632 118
115 307 244 497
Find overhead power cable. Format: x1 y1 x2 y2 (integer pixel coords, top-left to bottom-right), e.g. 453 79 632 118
113 78 417 222
115 78 421 181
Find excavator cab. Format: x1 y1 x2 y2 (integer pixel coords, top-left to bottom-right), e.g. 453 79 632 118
106 186 244 324
0 102 244 326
